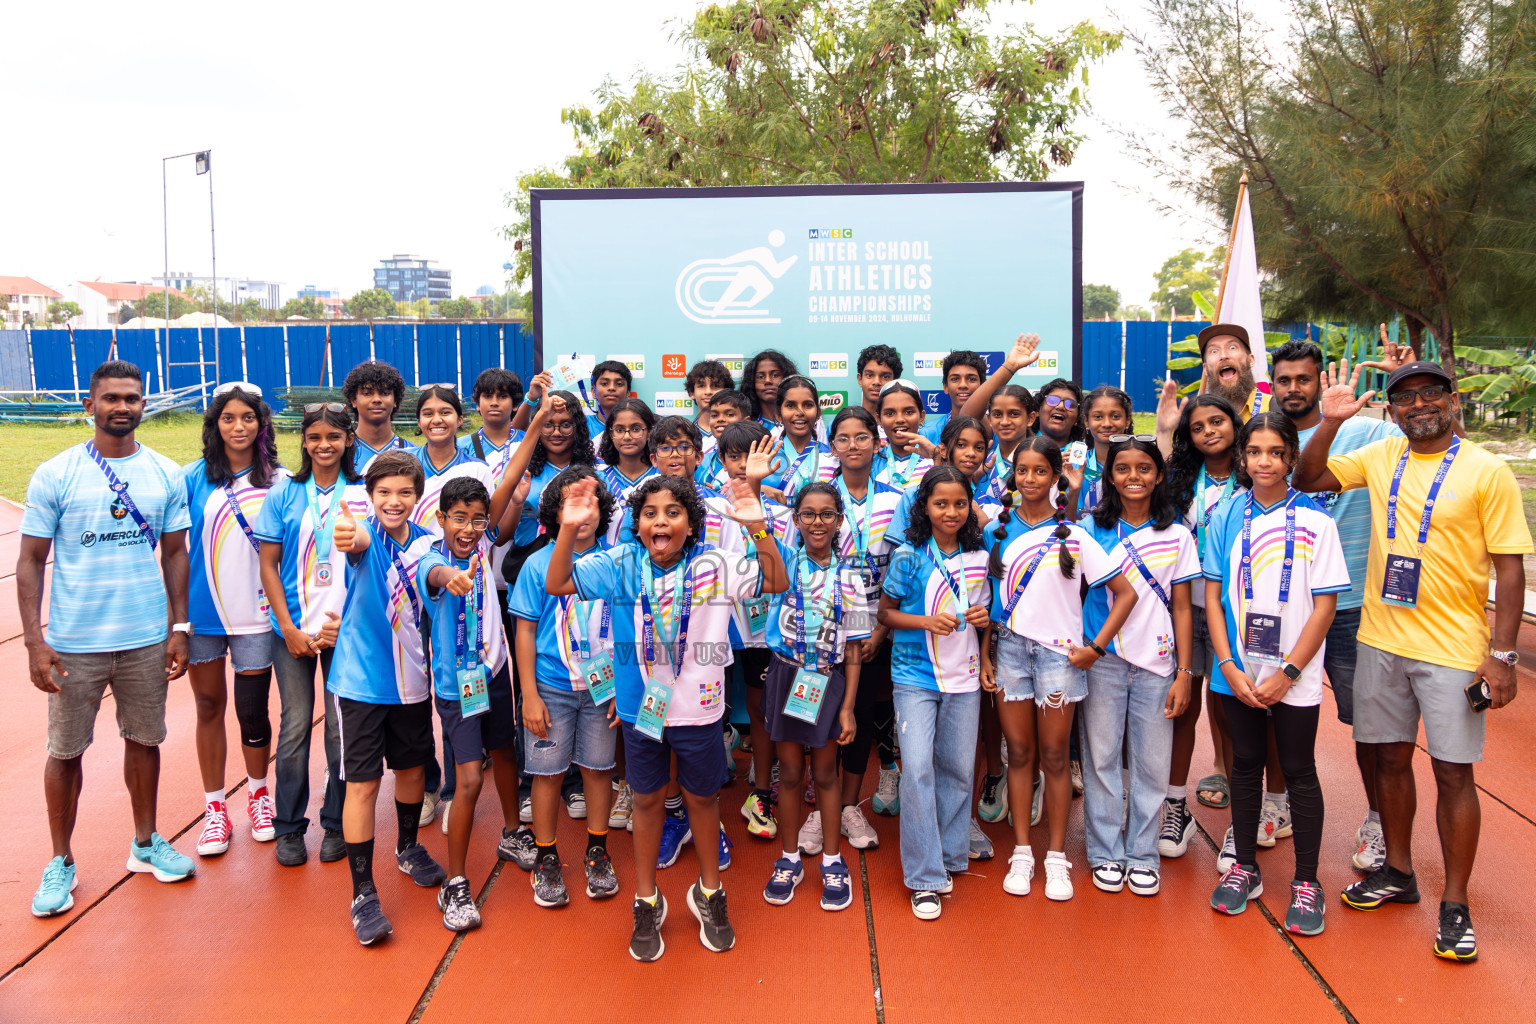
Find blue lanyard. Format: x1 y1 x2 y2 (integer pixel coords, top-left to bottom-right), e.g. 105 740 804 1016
305 478 343 560
373 518 422 627
924 539 970 619
1117 520 1170 608
985 453 1012 504
1194 465 1235 559
1241 491 1296 605
836 478 876 573
450 548 486 671
886 451 920 489
603 465 654 497
783 439 820 491
793 551 844 671
639 556 693 677
222 476 260 554
1003 522 1057 616
565 547 612 662
1386 437 1459 551
85 442 157 551
479 430 513 478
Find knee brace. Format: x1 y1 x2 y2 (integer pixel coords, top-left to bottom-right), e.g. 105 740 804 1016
233 668 273 748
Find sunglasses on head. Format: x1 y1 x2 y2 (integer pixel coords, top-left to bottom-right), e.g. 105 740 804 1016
880 379 919 395
1108 434 1156 443
213 381 263 398
304 402 347 414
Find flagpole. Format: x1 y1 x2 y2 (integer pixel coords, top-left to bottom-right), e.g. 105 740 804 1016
1213 170 1248 320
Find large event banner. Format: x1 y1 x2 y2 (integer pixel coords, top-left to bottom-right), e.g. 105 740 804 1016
531 183 1082 420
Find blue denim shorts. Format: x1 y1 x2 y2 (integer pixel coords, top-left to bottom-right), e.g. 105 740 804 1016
523 680 617 775
995 624 1086 707
189 632 273 672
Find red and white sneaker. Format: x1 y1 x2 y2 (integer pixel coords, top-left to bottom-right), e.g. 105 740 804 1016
197 803 232 856
247 788 276 843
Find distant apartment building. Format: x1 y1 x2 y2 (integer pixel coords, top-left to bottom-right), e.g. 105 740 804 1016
0 275 62 328
153 272 282 309
374 255 450 303
297 285 342 299
65 281 185 328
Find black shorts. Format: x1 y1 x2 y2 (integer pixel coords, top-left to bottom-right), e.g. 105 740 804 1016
736 646 772 689
435 662 518 762
335 695 433 782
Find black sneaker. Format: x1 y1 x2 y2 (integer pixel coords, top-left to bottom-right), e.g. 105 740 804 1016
396 842 446 887
531 853 569 908
438 877 482 933
584 847 619 900
1157 799 1195 858
319 828 347 863
350 887 392 946
1341 867 1420 910
629 893 667 962
1434 902 1478 962
1285 880 1326 936
275 833 307 867
497 826 538 871
1210 864 1263 915
687 880 736 952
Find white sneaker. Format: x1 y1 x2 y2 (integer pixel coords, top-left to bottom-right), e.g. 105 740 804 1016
418 789 441 827
840 804 879 850
1003 845 1034 896
873 764 901 816
1043 852 1073 901
610 781 634 831
1217 825 1237 874
519 795 533 824
798 809 824 856
1092 862 1125 893
1257 800 1291 847
1030 770 1044 826
439 799 452 836
1352 816 1386 872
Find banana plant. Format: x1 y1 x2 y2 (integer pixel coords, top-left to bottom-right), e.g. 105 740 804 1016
1455 346 1536 419
1163 290 1292 395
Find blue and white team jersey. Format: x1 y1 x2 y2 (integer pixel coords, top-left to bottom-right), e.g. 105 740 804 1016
764 545 869 665
722 497 795 649
252 475 372 636
918 412 950 444
872 450 932 494
410 446 494 536
354 433 415 473
510 458 575 547
184 460 288 636
326 519 436 705
694 448 728 491
770 433 839 500
417 537 510 702
457 427 526 473
1202 492 1350 707
1082 518 1202 677
889 473 995 546
21 442 191 654
833 479 905 625
989 515 1117 657
508 539 617 691
881 543 991 693
597 464 659 546
571 541 764 726
1182 472 1247 609
974 445 1014 507
699 429 717 458
1296 417 1402 611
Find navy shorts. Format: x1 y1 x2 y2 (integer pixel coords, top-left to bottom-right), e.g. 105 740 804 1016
434 662 518 763
621 719 729 797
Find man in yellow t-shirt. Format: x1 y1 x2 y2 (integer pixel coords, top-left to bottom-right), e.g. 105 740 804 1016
1294 360 1531 965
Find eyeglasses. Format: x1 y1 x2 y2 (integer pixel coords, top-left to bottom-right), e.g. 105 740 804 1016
610 424 649 438
655 443 696 457
304 402 347 414
1108 434 1156 443
422 382 457 391
443 515 490 532
540 419 575 434
213 381 263 398
831 433 875 450
1388 385 1448 406
795 510 842 525
1042 395 1077 410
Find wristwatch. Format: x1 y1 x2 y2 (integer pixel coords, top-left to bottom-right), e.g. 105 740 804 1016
1085 640 1107 658
1281 661 1302 681
171 622 193 636
746 527 769 543
1490 649 1520 666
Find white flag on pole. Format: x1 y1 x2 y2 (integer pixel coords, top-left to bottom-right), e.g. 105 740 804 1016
1217 186 1268 387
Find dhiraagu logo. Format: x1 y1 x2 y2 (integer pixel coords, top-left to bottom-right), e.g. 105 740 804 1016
608 354 645 379
808 352 849 377
675 230 798 325
652 391 694 414
706 354 745 374
913 352 945 377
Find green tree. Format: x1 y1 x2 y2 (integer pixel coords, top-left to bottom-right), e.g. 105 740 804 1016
437 296 478 319
1116 303 1153 321
503 0 1120 285
345 288 396 320
1147 247 1222 316
233 298 268 322
130 290 198 321
278 296 325 320
46 300 81 326
1082 283 1120 319
1131 0 1536 372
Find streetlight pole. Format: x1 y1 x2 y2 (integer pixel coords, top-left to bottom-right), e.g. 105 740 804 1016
161 149 219 396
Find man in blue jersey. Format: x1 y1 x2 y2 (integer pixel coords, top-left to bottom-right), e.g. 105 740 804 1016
20 360 197 917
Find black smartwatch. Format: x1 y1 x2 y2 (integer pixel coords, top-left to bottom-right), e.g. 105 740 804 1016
1085 640 1107 658
1281 661 1302 681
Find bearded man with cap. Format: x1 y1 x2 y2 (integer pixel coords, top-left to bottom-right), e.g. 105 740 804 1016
1294 355 1532 965
1155 323 1271 454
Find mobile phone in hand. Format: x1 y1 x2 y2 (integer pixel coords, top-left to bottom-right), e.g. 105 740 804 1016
1465 678 1492 713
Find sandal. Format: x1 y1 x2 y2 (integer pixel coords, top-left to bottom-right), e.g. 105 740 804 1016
1196 773 1230 809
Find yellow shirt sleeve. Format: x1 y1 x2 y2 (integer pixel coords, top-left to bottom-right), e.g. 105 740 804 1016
1478 461 1535 555
1325 436 1387 493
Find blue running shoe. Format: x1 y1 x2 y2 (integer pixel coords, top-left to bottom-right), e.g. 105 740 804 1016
126 833 195 883
718 825 733 871
820 856 853 912
31 856 77 917
657 814 693 869
763 856 804 905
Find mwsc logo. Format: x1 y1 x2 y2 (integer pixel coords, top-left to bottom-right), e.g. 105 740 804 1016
809 353 849 377
652 391 695 413
808 228 854 239
706 354 745 374
607 354 646 379
913 353 945 377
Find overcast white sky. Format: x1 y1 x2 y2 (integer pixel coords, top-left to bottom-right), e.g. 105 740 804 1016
2 0 1219 308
